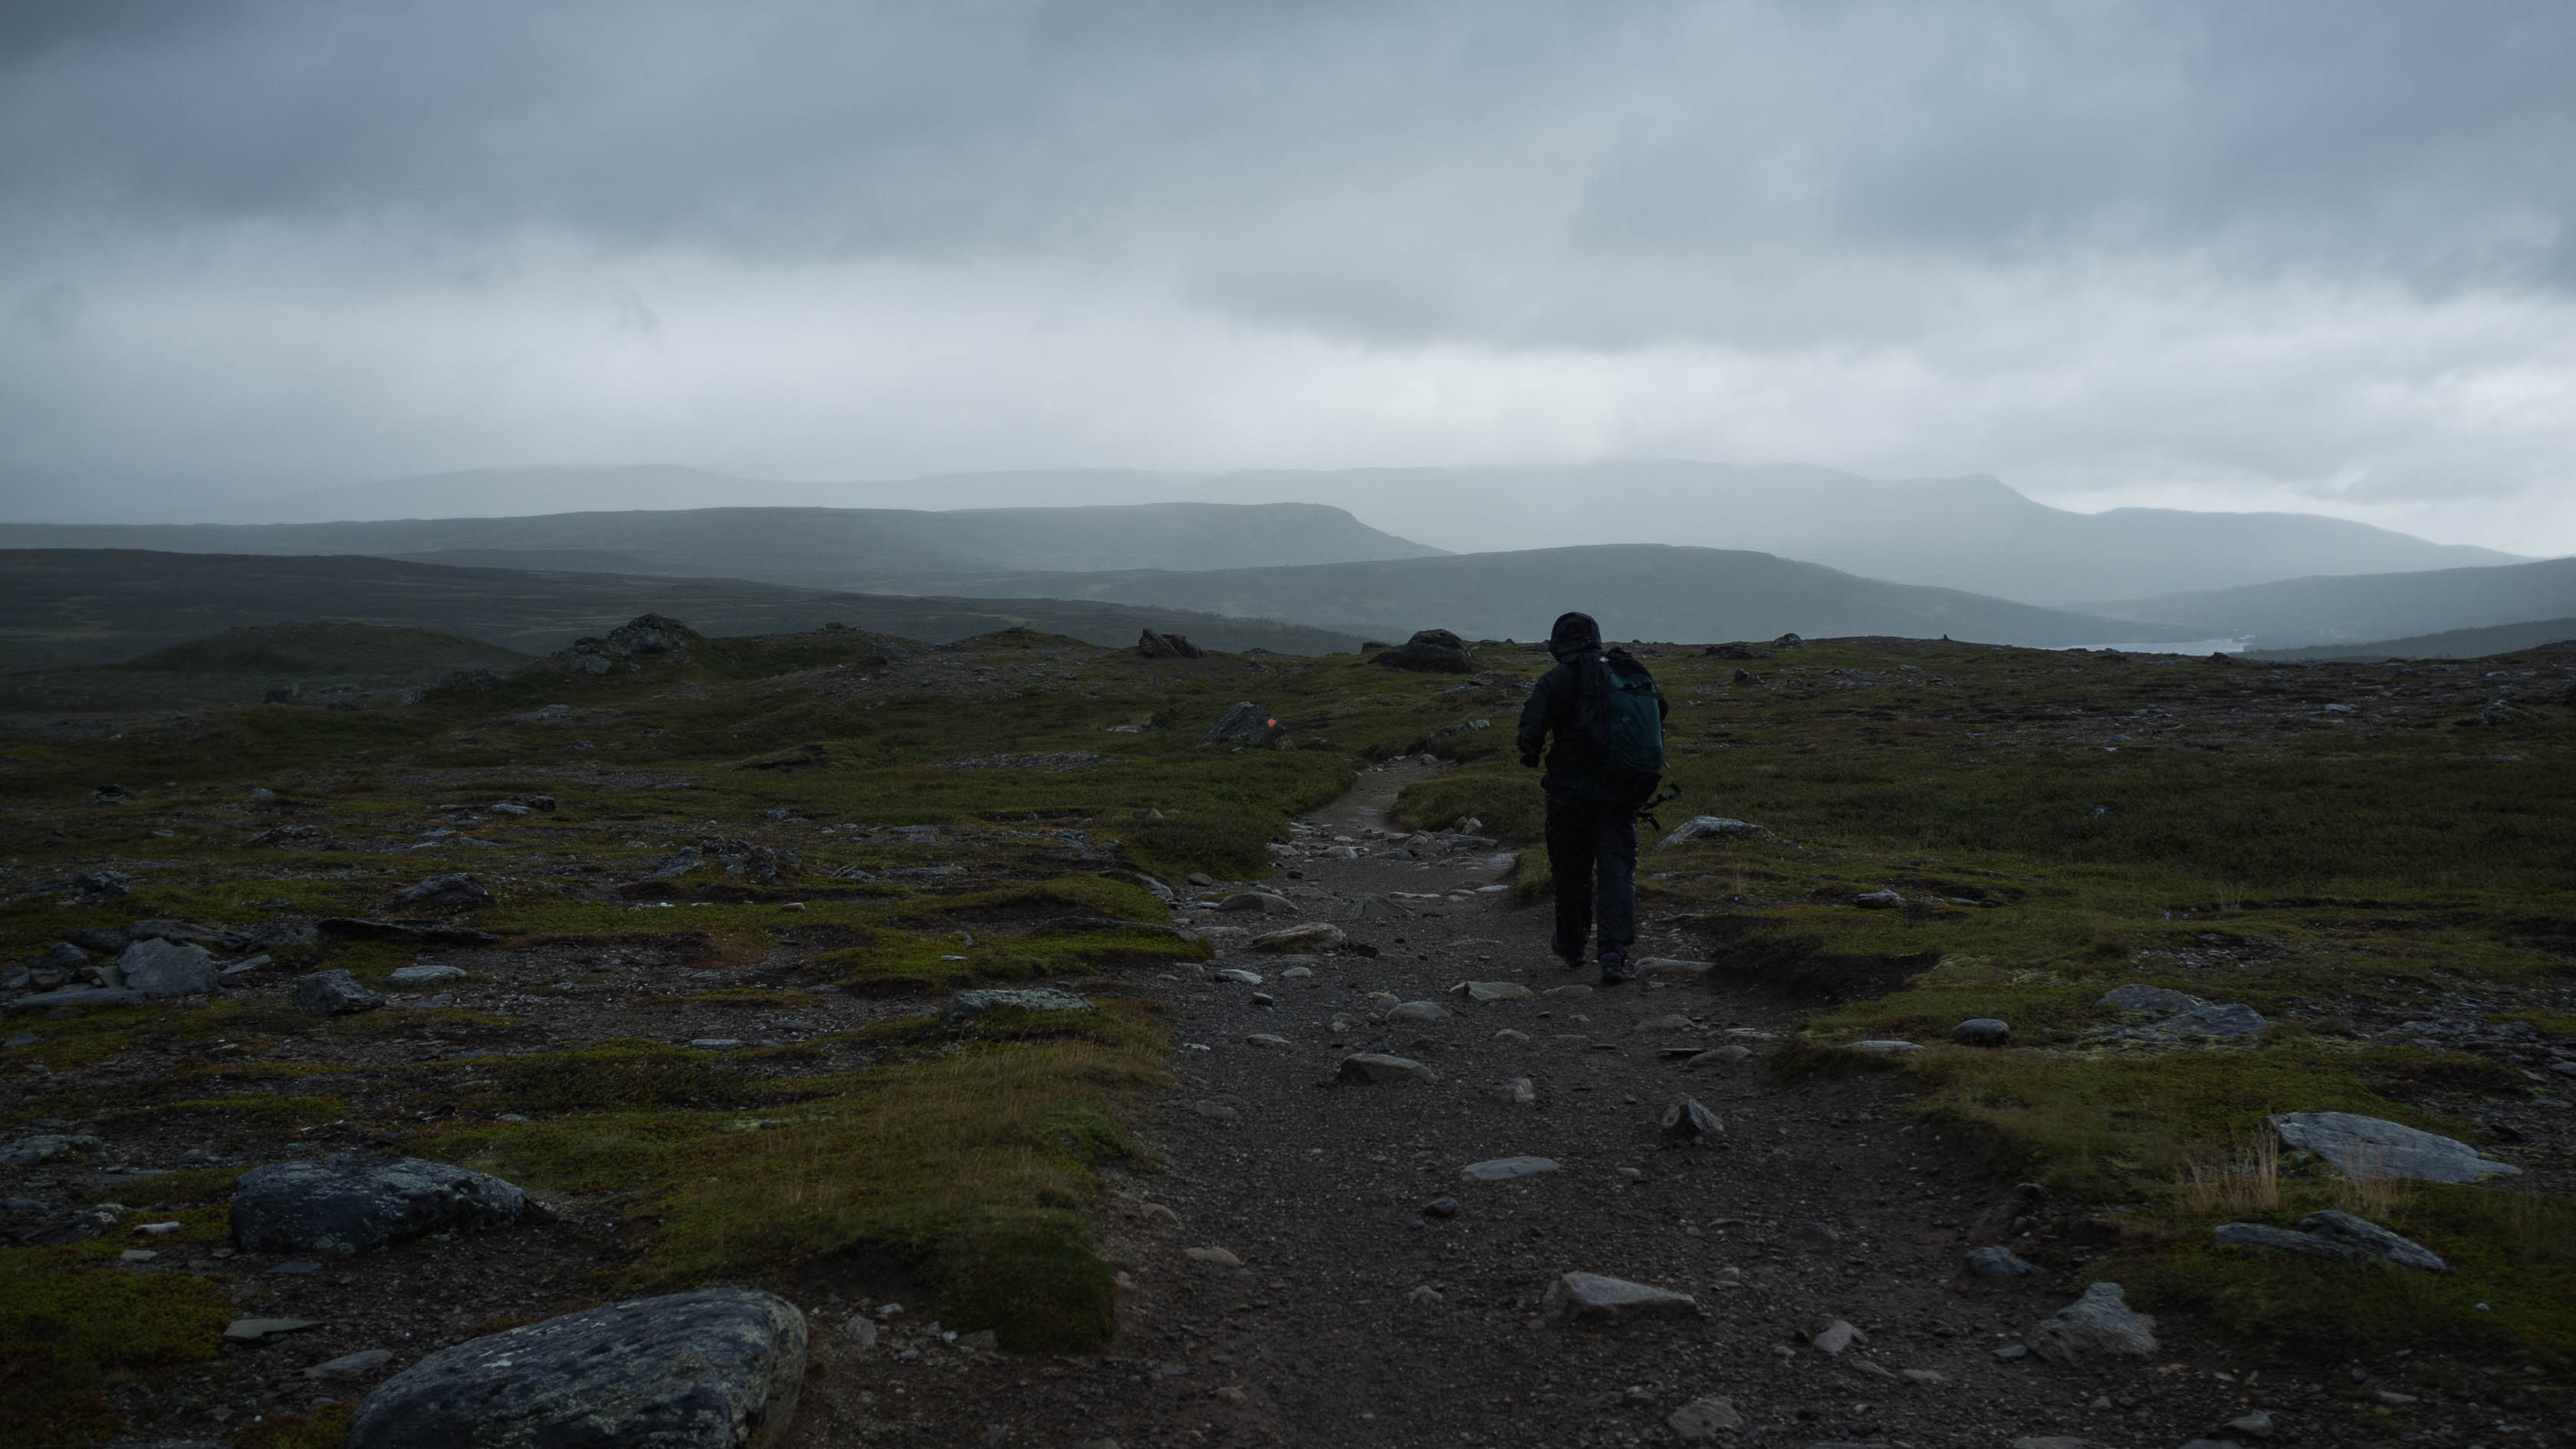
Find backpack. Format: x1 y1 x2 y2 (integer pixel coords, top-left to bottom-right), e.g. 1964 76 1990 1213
1577 648 1665 800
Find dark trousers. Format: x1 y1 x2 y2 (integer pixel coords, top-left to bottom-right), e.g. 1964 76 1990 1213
1544 790 1638 960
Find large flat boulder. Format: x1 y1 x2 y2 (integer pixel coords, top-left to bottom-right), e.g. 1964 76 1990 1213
232 1155 529 1256
2030 1282 2157 1365
2272 1111 2521 1182
347 1287 806 1449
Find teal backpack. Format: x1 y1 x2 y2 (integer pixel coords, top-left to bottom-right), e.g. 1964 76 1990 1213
1579 649 1666 799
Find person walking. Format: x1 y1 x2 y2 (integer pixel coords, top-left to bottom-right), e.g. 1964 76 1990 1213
1516 611 1669 984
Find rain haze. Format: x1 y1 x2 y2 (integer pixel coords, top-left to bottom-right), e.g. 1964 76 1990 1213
3 0 2574 554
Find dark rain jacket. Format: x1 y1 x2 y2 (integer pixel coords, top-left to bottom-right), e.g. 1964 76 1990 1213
1516 646 1669 799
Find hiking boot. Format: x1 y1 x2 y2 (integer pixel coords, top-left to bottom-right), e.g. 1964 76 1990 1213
1598 948 1632 985
1552 945 1585 971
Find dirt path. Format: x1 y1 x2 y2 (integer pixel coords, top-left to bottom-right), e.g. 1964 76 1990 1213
793 761 2288 1448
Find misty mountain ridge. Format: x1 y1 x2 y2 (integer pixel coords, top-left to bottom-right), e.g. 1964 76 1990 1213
848 544 2203 650
204 459 2522 606
0 501 1444 590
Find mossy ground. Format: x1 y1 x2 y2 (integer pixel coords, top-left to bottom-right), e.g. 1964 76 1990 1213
1394 636 2576 1361
3 623 2571 1441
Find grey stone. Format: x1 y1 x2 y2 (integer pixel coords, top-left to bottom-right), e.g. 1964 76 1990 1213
1251 922 1344 953
31 941 89 971
945 987 1091 1020
1852 1039 1921 1054
2008 1438 2101 1449
1345 894 1409 920
2029 1282 2157 1365
293 969 383 1016
225 1317 324 1342
1421 1196 1458 1217
1635 957 1714 978
2272 1110 2521 1181
1244 1033 1293 1048
3 986 146 1016
1992 1343 2028 1359
1337 1053 1438 1085
232 1155 529 1256
1658 816 1758 847
1965 1246 2036 1277
1668 1397 1743 1441
1952 1017 2011 1047
1370 629 1477 673
1495 1076 1536 1105
1453 981 1533 1001
1811 1318 1862 1354
840 1315 879 1349
393 874 494 910
1384 1001 1451 1024
2213 1213 2443 1270
347 1287 806 1449
2226 1411 2275 1438
310 1349 397 1379
1852 889 1906 909
1538 1270 1697 1325
2128 1001 2268 1040
2097 984 2207 1014
0 1132 104 1168
1215 892 1299 915
1661 1096 1724 1141
389 964 468 987
1686 1044 1754 1067
1213 968 1264 984
1460 1155 1560 1182
1202 702 1279 746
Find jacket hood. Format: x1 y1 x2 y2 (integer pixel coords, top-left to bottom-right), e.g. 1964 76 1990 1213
1546 611 1602 659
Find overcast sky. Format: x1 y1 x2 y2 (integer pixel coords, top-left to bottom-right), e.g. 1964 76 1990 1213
4 0 2573 549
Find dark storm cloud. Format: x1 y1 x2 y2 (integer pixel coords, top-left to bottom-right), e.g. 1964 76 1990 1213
7 0 2570 344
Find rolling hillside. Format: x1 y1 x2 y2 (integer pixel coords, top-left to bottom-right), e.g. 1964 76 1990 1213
2089 556 2576 649
858 544 2202 649
0 550 1364 669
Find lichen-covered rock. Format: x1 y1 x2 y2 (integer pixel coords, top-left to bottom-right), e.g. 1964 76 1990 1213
113 937 219 998
2272 1110 2522 1182
347 1287 805 1449
232 1155 528 1256
1539 1271 1697 1325
2029 1282 2157 1365
294 968 383 1016
945 987 1092 1020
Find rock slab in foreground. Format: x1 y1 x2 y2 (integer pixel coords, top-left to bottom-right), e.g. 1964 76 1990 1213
2272 1111 2521 1182
1539 1271 1697 1325
113 938 220 997
347 1287 807 1449
2029 1282 2157 1366
2213 1210 2444 1270
294 968 384 1016
1338 1053 1438 1085
232 1155 529 1256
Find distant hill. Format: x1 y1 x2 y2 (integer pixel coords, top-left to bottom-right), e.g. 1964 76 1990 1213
2087 557 2576 649
0 500 1443 589
0 550 1365 669
858 544 2203 649
147 460 2516 606
2244 617 2576 662
0 622 530 707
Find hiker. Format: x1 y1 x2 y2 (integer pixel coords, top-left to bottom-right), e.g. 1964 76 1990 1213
1516 611 1669 984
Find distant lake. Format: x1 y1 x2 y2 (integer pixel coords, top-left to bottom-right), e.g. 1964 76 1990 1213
2066 638 2251 655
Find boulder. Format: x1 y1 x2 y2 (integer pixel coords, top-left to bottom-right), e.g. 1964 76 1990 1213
1965 1246 2035 1277
394 874 495 910
1135 629 1204 660
1660 1096 1724 1141
1658 816 1756 848
1383 1000 1450 1024
1251 922 1345 954
2114 1001 2267 1041
1344 894 1408 920
1853 889 1906 909
1668 1398 1742 1441
945 988 1092 1020
1215 892 1299 915
2294 1210 2446 1270
1336 1053 1438 1085
232 1155 529 1256
2029 1282 2157 1366
346 1287 805 1449
113 938 220 998
1369 628 1477 673
2097 984 2206 1014
30 941 90 972
2271 1111 2521 1182
1635 957 1713 978
294 969 384 1016
1451 981 1534 1002
389 964 468 988
1539 1271 1697 1325
1951 1018 2011 1047
1203 702 1280 746
0 1133 105 1168
2 986 147 1016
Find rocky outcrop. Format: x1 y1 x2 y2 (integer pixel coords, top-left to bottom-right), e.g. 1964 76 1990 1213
110 938 219 998
393 874 494 910
1203 702 1281 746
564 613 702 676
346 1287 807 1449
232 1155 531 1256
2029 1282 2157 1365
1370 629 1477 673
294 969 384 1016
1136 629 1203 659
2213 1211 2445 1270
2271 1111 2521 1182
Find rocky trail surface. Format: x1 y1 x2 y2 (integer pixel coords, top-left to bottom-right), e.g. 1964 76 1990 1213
784 761 2406 1449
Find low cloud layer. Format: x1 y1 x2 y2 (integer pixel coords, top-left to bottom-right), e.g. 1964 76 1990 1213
3 0 2572 550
